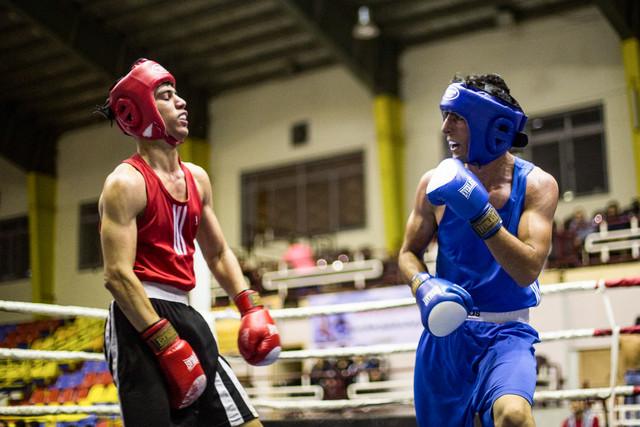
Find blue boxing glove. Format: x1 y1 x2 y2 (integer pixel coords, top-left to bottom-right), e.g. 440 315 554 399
426 158 502 239
411 273 473 337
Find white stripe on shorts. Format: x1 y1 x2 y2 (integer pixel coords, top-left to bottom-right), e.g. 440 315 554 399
216 357 258 426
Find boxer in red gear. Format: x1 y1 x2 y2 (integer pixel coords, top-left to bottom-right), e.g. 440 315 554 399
97 59 278 426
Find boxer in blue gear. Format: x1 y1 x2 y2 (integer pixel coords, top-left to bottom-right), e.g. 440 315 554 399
398 73 559 426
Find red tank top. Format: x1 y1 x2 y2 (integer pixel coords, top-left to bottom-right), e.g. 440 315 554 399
123 153 203 291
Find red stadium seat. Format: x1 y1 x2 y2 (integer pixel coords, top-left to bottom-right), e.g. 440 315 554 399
28 388 46 405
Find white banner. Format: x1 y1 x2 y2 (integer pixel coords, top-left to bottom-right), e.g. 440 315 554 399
307 286 423 349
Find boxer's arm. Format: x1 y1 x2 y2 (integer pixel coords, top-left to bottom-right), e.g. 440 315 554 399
188 163 281 366
99 164 160 332
187 163 248 297
398 171 440 284
485 166 558 287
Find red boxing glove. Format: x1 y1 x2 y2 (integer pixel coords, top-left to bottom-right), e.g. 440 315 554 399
141 318 207 409
234 290 281 366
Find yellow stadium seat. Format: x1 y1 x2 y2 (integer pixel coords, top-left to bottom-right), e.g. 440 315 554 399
102 383 119 404
80 384 105 405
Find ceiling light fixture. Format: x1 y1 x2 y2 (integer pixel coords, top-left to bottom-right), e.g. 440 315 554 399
352 6 380 40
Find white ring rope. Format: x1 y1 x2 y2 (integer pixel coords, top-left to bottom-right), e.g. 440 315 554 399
0 348 103 361
211 297 418 321
213 277 640 320
533 385 640 401
0 405 120 416
0 300 108 319
226 325 640 362
251 397 415 411
267 342 419 360
536 279 605 295
0 277 637 322
3 324 637 363
1 386 638 416
539 328 609 342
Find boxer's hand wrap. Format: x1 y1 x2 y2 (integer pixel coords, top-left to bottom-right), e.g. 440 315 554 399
411 273 474 337
426 158 503 239
141 318 207 409
235 290 281 366
470 204 503 239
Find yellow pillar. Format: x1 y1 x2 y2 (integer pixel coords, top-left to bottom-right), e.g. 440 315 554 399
179 136 210 172
374 94 405 255
26 172 56 304
622 37 640 197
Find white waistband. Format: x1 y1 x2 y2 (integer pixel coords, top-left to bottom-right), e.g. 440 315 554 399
466 308 529 324
142 281 189 305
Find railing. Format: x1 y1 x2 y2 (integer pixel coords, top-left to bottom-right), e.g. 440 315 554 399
551 214 640 268
347 379 412 400
261 258 384 296
245 384 324 401
585 216 640 263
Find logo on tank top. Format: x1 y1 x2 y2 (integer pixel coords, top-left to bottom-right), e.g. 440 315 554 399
173 204 188 255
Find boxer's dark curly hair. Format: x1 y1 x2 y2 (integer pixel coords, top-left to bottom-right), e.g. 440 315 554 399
93 98 115 121
92 77 122 123
452 73 522 111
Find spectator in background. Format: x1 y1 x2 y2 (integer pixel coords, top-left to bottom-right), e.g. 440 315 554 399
605 200 620 220
561 400 599 427
604 200 630 230
566 207 594 253
282 237 316 270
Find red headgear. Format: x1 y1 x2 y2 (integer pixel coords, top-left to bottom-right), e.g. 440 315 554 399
109 59 181 146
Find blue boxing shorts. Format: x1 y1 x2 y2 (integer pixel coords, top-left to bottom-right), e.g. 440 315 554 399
413 320 539 427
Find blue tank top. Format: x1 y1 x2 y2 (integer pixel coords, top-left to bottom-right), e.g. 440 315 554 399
435 156 541 312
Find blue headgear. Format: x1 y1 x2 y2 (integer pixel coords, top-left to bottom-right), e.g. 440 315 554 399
439 82 528 165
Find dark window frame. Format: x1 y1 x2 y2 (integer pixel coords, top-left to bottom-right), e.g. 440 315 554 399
241 152 366 248
515 104 607 198
0 216 30 282
78 201 102 270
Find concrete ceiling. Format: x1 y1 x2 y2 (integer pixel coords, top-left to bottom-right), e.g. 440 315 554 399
0 0 634 174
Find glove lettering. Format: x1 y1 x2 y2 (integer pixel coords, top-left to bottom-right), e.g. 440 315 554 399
146 322 179 352
458 177 478 199
421 286 443 306
183 352 200 371
141 318 207 409
471 205 502 238
411 273 474 337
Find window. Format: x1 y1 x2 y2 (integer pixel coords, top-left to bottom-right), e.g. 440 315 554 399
78 201 102 270
0 216 30 282
242 152 365 248
516 105 607 198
